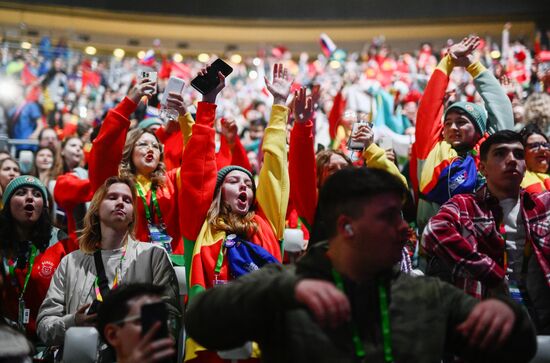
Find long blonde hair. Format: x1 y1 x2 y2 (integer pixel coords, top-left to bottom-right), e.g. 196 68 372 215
206 186 258 238
79 176 137 254
119 128 166 188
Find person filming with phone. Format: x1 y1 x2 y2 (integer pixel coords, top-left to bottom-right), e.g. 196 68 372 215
97 283 175 363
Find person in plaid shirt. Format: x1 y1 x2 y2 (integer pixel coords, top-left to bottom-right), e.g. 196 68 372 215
423 130 550 334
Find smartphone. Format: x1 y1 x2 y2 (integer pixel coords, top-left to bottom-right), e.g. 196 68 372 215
378 135 393 150
138 71 158 95
87 299 101 315
191 58 233 95
161 76 185 106
141 302 169 340
347 121 370 150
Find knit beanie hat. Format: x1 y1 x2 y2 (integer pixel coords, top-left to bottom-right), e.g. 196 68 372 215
215 166 256 196
445 101 487 135
138 117 163 130
2 175 48 207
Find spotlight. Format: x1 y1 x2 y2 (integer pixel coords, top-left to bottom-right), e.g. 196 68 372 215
197 53 209 63
113 48 125 58
85 46 97 55
173 53 183 63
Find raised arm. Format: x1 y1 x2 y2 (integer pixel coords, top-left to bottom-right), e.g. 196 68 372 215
179 70 224 269
88 79 155 191
256 63 291 239
415 55 453 160
289 87 318 230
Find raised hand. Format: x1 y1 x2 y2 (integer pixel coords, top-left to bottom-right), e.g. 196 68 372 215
220 118 238 146
265 63 292 105
128 78 157 104
166 92 187 117
293 87 314 123
350 123 374 149
199 67 226 104
449 35 480 67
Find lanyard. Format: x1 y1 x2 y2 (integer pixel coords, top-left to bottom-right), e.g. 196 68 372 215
6 245 38 300
331 268 394 362
136 183 163 225
94 245 127 302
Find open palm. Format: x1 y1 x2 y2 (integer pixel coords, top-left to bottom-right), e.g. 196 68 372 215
265 63 292 105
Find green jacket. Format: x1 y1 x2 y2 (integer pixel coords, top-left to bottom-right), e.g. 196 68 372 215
185 242 536 363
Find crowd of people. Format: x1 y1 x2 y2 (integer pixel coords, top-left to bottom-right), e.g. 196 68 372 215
0 22 549 363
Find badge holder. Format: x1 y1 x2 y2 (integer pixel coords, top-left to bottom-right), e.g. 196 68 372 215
148 223 173 254
18 297 30 329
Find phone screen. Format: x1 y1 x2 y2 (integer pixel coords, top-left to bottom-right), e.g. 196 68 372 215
191 58 233 95
140 302 169 339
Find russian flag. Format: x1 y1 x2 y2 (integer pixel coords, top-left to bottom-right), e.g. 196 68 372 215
140 49 156 67
320 33 337 58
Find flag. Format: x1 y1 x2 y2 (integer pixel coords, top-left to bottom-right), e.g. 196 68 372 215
139 49 156 67
320 33 337 58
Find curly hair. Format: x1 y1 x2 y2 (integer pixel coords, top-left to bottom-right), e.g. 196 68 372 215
524 93 550 133
0 199 52 259
119 128 166 189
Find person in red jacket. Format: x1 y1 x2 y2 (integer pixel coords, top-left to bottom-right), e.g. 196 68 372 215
183 64 291 362
89 77 187 254
52 136 88 246
0 176 72 342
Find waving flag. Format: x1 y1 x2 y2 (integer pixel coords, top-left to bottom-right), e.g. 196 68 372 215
320 33 337 58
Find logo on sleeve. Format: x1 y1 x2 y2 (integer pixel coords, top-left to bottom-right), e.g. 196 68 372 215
38 260 55 278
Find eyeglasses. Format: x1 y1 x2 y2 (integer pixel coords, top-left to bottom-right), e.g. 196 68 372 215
526 142 550 151
135 141 161 151
112 314 141 326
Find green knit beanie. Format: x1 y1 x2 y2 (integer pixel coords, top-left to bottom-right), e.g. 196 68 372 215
215 166 256 196
2 175 48 207
445 101 488 135
138 117 163 130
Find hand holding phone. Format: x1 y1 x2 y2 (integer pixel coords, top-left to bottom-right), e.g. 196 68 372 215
161 77 185 106
129 72 157 104
137 71 158 95
347 121 373 150
191 58 233 96
141 302 169 340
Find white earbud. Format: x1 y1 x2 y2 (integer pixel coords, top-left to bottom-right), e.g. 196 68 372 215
345 224 354 236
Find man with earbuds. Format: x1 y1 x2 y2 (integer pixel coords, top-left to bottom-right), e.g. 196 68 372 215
423 130 550 334
186 167 536 363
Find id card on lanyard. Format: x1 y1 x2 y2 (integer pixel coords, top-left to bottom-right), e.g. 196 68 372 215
136 184 173 253
4 244 38 328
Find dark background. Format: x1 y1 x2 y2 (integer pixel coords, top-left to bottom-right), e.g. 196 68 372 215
7 0 550 23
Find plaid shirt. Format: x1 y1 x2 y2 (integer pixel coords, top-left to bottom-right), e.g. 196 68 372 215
422 186 550 299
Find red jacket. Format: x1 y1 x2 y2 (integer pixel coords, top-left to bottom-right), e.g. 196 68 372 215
91 97 186 254
54 98 134 243
2 238 72 341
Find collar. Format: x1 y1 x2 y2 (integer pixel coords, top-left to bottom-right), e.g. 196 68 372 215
136 174 152 194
